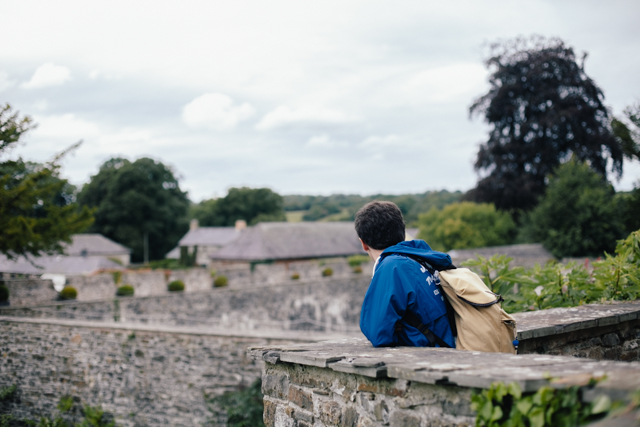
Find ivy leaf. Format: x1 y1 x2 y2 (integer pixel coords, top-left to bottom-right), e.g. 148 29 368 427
516 399 532 415
508 382 522 400
480 400 494 421
591 395 612 414
529 407 545 427
491 405 503 422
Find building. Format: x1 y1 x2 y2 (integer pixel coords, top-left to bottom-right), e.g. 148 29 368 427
209 222 365 263
166 220 244 265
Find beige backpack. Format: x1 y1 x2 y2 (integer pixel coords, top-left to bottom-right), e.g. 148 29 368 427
438 268 517 354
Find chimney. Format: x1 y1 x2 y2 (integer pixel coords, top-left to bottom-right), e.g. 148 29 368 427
190 219 199 231
235 219 247 231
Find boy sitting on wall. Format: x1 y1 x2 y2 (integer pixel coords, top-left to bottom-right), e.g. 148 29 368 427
354 201 455 348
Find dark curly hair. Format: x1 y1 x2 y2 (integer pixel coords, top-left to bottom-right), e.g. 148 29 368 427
354 201 405 250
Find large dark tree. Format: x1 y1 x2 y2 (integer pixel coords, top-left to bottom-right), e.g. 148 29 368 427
191 187 285 226
78 157 189 262
466 36 623 212
0 104 94 260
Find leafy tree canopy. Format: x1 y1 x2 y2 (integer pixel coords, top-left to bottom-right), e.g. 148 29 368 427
466 36 623 213
78 157 189 262
520 159 624 258
0 104 94 260
612 102 640 162
417 201 516 252
191 187 285 226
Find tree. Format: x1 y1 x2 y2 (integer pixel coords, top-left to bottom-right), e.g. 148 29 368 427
612 102 640 162
192 187 285 226
466 36 623 213
417 202 516 252
78 157 189 262
520 159 624 258
0 104 94 260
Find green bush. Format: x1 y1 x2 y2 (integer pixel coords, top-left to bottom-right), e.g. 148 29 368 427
209 378 265 427
322 267 333 277
213 276 228 287
0 284 8 303
112 271 122 285
167 280 185 292
290 273 300 280
59 286 77 300
352 266 363 274
116 285 134 297
417 201 516 251
347 255 370 267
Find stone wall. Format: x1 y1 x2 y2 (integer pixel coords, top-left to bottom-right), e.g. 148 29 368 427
250 338 640 427
0 276 371 333
1 279 57 307
0 319 297 426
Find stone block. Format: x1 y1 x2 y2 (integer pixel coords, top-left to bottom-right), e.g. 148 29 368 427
263 399 278 427
389 410 421 427
341 406 358 427
288 386 313 411
320 400 342 425
603 333 621 347
262 371 290 399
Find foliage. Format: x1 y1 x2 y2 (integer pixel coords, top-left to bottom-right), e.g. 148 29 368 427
466 36 623 213
462 229 640 313
0 104 94 260
57 396 73 413
0 384 16 401
192 187 285 226
167 280 185 292
213 276 228 287
111 271 121 285
612 102 640 162
520 160 624 258
0 284 8 303
148 258 184 270
347 255 370 267
353 266 363 274
616 185 640 235
179 246 197 267
283 190 462 224
116 285 134 297
290 273 300 280
322 267 333 277
59 286 77 300
418 202 516 252
472 381 609 427
209 378 265 427
77 157 189 262
75 405 114 427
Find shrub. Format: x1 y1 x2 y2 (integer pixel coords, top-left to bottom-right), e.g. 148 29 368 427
347 255 370 267
168 280 185 292
290 273 300 280
213 276 228 287
0 284 8 303
210 269 217 278
59 286 78 300
322 267 333 277
112 271 122 285
209 378 265 427
116 285 134 297
352 266 363 274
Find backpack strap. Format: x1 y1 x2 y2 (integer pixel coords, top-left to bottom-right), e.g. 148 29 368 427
400 311 452 348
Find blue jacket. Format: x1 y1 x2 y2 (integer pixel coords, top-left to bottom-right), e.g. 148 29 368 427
360 240 455 348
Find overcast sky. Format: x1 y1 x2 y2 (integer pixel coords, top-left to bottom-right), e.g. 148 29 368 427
1 0 639 202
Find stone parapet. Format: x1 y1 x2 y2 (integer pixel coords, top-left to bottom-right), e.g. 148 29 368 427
249 338 640 427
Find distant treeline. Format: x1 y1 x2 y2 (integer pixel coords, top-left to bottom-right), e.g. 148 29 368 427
283 191 462 224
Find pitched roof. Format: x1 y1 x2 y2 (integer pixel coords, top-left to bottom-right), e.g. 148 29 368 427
0 254 123 275
210 222 365 261
448 243 555 268
178 227 241 247
64 234 131 256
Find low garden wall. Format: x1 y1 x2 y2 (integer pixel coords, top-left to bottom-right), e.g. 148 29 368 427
249 338 640 427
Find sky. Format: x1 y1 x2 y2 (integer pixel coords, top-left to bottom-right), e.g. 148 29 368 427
1 0 639 202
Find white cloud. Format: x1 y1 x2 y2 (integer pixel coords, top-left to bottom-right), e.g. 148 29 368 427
256 106 355 130
22 63 71 89
359 135 400 149
33 114 100 139
306 134 349 149
0 72 15 91
182 93 254 130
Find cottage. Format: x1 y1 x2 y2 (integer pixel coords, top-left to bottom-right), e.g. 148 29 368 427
166 219 244 265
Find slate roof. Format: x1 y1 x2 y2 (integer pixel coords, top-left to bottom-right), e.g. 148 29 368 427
210 222 365 261
178 227 241 247
448 243 555 268
63 234 131 256
0 254 123 275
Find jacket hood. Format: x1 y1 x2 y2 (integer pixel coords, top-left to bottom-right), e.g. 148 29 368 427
381 240 453 270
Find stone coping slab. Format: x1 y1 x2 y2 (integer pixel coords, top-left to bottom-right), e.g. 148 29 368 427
0 316 359 342
512 300 640 340
248 337 640 394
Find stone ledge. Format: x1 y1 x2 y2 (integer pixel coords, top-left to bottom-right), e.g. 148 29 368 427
512 300 640 340
249 337 640 396
0 316 357 342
